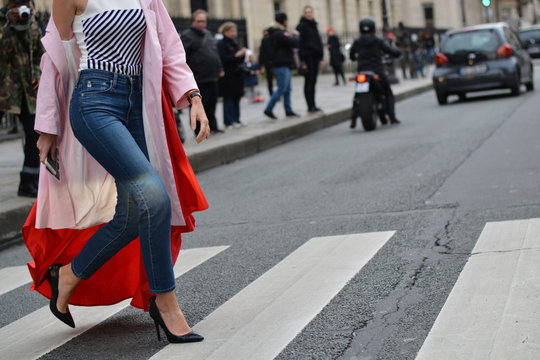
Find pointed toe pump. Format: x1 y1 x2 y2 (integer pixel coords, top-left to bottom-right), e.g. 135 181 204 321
47 264 75 328
149 297 204 343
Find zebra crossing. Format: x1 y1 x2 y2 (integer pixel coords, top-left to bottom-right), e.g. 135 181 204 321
1 219 539 360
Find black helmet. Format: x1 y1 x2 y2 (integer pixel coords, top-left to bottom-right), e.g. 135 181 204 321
359 17 376 34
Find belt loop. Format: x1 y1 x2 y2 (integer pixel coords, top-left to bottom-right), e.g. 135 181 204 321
113 72 118 89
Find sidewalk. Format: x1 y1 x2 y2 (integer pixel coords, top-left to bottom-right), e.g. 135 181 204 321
0 72 432 248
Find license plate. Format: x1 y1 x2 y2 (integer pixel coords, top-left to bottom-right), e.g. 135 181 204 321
529 46 540 53
460 64 488 75
355 82 370 93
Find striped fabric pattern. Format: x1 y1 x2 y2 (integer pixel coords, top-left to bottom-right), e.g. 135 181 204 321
82 9 146 75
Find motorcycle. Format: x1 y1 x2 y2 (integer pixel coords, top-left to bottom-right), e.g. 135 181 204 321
350 71 388 132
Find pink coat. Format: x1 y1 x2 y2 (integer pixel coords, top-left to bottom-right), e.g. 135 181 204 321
34 0 198 230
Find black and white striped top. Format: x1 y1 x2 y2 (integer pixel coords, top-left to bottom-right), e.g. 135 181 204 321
73 0 146 75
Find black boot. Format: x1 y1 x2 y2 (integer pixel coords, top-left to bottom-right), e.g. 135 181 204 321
18 172 38 198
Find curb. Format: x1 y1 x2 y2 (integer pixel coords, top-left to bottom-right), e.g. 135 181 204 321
0 82 433 249
0 203 33 251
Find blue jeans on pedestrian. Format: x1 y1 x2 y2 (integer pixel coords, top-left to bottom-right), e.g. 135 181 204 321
265 66 292 113
69 69 175 294
223 96 241 126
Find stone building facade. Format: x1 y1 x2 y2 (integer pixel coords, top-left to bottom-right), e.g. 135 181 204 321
12 1 540 56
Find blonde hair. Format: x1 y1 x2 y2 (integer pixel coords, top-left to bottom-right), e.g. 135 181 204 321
219 22 237 35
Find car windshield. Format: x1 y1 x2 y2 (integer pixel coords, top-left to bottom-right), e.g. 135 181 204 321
443 30 500 54
519 29 540 43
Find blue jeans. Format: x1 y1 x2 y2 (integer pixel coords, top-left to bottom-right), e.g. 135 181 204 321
265 66 292 113
223 96 241 126
69 69 175 294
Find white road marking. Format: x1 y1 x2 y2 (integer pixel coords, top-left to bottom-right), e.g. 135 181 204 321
416 218 540 360
151 231 395 360
0 246 229 360
0 265 31 295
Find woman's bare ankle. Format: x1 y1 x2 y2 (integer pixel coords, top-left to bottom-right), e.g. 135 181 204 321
155 291 180 312
57 263 80 312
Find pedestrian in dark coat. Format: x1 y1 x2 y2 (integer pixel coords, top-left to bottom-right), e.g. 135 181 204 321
217 22 246 128
258 28 275 96
181 10 224 134
296 6 324 113
326 27 346 86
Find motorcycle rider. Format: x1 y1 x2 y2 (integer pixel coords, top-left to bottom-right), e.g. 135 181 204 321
350 17 401 125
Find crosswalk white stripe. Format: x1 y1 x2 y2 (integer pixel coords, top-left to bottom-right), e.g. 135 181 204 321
151 232 395 360
0 265 31 295
415 219 540 360
0 246 229 360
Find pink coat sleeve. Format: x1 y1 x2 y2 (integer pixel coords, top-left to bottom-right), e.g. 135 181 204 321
34 53 62 135
153 0 198 109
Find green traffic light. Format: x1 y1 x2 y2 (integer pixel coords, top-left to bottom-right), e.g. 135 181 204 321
482 0 491 6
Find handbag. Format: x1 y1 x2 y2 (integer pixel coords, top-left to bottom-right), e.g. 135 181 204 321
297 61 309 76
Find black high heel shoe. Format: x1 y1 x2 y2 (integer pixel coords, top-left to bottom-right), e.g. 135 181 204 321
47 264 75 328
149 296 204 343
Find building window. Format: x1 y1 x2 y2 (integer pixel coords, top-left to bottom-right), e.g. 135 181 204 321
368 0 373 16
191 0 208 12
423 3 434 25
274 0 284 14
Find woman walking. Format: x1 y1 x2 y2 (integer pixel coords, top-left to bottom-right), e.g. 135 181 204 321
217 22 246 128
24 0 210 344
327 27 346 86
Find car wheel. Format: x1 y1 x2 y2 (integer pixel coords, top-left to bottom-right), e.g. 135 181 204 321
436 90 448 105
526 80 534 91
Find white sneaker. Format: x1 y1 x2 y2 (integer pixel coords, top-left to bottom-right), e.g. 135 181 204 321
233 123 242 128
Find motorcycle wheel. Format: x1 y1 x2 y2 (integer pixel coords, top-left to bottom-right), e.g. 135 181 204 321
358 93 378 132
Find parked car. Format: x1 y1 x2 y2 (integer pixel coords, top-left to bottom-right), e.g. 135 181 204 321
433 23 534 105
519 25 540 58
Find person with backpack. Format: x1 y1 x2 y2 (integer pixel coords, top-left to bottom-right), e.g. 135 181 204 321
263 12 300 119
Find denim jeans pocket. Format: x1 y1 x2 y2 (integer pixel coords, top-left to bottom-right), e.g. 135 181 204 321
79 78 114 96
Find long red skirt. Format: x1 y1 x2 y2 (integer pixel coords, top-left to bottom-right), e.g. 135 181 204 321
22 90 208 311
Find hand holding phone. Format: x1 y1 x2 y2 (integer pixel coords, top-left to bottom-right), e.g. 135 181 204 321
44 152 60 181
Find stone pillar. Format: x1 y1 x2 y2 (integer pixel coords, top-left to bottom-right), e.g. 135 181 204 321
231 0 242 19
242 0 274 58
179 0 191 17
209 0 225 18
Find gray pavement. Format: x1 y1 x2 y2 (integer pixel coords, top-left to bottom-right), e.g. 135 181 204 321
0 72 432 247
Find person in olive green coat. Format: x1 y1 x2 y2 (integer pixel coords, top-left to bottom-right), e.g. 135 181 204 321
0 0 44 197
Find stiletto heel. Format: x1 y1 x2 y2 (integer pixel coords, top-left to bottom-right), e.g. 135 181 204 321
154 318 161 341
47 264 75 328
149 296 203 343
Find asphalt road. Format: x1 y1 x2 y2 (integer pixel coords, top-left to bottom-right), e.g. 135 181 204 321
2 65 540 360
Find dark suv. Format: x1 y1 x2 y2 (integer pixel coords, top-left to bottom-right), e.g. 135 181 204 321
433 23 534 105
